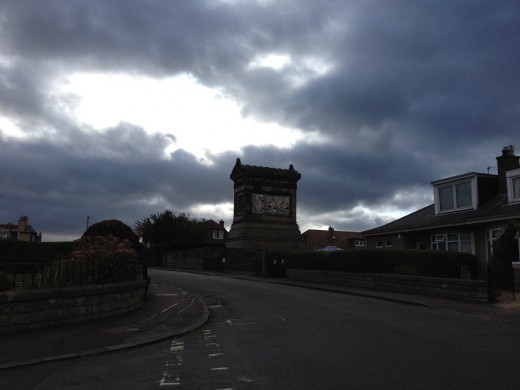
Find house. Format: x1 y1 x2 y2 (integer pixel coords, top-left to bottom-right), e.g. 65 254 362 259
362 146 520 281
0 215 42 242
199 219 228 244
0 227 12 240
302 226 365 250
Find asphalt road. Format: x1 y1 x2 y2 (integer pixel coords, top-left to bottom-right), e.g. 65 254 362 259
2 269 520 389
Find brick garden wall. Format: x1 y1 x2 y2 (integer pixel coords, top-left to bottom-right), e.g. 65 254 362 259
0 279 147 334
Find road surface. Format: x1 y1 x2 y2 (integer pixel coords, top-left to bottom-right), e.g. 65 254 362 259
2 269 519 389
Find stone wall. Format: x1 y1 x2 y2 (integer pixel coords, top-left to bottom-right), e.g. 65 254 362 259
163 247 262 273
287 269 488 302
0 279 147 334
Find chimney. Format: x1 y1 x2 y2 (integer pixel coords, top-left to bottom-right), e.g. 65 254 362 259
327 226 336 245
496 145 520 194
18 215 28 232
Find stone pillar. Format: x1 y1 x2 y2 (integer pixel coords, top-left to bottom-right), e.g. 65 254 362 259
226 159 304 251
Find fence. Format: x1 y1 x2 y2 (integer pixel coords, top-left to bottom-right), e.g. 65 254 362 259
0 257 145 291
486 263 516 303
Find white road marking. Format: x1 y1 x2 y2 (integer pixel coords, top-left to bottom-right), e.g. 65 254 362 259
170 341 184 352
160 339 185 387
165 356 183 367
159 371 181 386
177 296 195 314
208 353 223 358
238 376 255 383
139 298 186 324
211 367 229 371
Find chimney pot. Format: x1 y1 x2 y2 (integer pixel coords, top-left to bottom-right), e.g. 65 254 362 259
502 145 515 156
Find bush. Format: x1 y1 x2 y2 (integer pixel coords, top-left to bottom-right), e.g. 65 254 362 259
40 235 141 287
285 249 479 279
83 219 140 249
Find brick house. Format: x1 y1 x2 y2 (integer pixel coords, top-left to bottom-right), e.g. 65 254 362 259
199 219 228 244
302 226 365 250
363 146 520 281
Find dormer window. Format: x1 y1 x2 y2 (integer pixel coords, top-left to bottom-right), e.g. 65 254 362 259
506 168 520 203
434 176 476 214
212 229 224 239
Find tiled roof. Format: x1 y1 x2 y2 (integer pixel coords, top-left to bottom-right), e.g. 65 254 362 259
302 229 363 249
363 194 520 236
199 219 227 232
0 223 37 233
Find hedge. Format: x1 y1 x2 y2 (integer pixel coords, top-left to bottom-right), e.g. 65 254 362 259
284 249 479 279
0 241 74 264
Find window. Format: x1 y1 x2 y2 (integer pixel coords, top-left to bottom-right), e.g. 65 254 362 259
513 177 520 200
385 240 393 248
431 232 473 253
439 186 454 210
456 182 472 208
212 230 224 240
376 241 383 248
354 240 365 247
506 169 520 203
437 180 473 212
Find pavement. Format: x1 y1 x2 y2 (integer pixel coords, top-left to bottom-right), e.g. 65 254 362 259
1 270 520 370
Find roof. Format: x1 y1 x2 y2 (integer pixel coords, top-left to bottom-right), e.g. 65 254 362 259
230 158 301 182
317 246 343 252
199 219 227 232
302 229 363 249
363 194 520 236
0 223 38 234
430 171 496 185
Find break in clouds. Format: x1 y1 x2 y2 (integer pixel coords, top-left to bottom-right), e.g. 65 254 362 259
0 0 519 239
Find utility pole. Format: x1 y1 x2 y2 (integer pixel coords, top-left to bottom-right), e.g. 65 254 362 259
262 194 267 276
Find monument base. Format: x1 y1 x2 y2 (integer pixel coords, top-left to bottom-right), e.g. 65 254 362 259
226 221 304 251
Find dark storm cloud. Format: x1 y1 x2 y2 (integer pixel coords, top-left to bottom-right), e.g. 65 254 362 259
1 0 519 238
238 142 434 214
0 123 236 238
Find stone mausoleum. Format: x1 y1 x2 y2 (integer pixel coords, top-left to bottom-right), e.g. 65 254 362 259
226 158 304 251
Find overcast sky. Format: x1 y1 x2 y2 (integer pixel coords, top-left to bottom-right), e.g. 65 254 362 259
1 0 519 241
